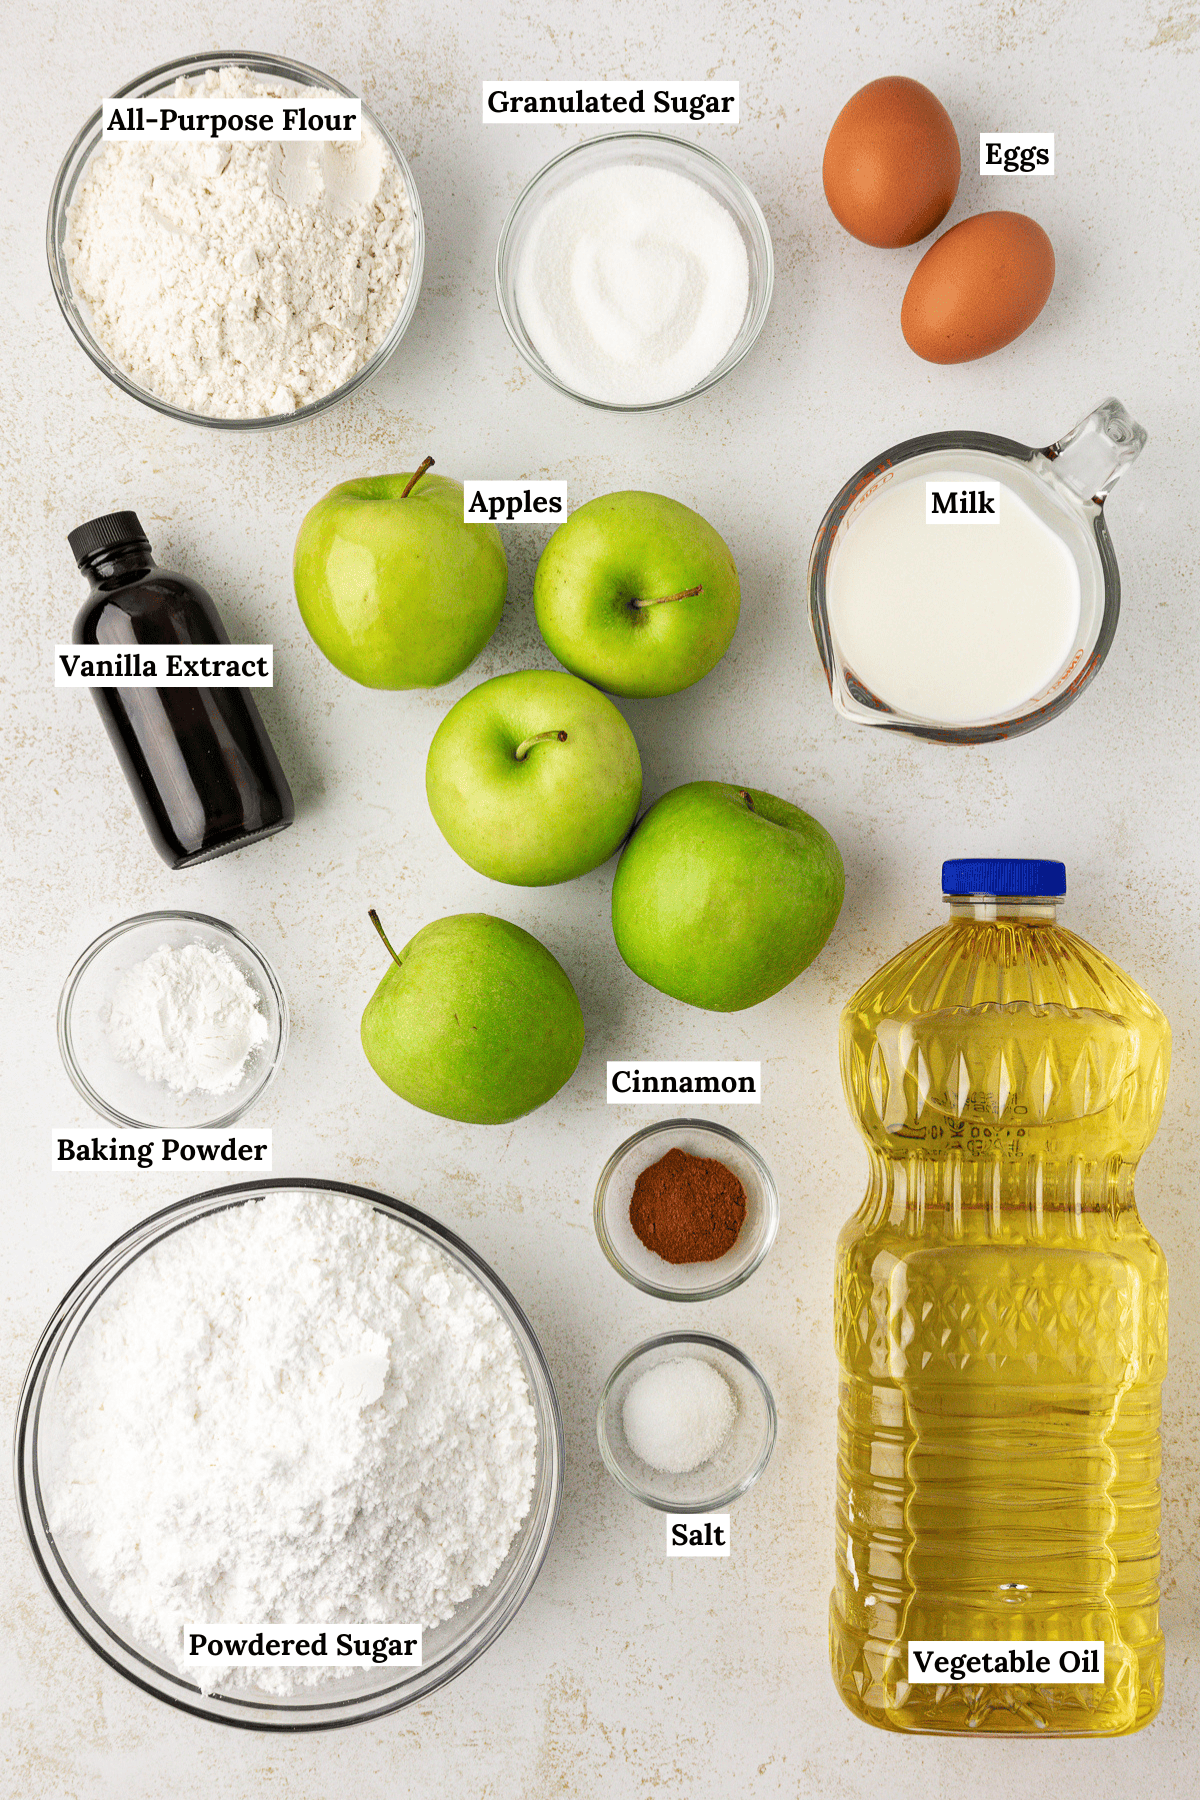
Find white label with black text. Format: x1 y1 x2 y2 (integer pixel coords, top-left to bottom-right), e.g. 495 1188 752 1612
979 132 1054 175
925 480 1004 523
56 645 273 687
103 99 361 142
483 81 739 125
464 481 568 524
607 1061 761 1104
666 1514 730 1557
54 1130 273 1172
184 1624 421 1670
907 1640 1103 1684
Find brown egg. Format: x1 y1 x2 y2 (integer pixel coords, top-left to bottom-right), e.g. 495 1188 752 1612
901 211 1056 363
823 76 960 248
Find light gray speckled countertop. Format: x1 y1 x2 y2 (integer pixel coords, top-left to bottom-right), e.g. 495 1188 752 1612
3 1 1198 1794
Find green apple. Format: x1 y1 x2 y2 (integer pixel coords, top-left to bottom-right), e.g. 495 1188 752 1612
426 671 642 886
361 910 584 1123
611 782 845 1011
533 491 740 697
293 459 507 688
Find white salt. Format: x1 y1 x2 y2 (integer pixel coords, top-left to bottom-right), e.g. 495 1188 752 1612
513 162 749 404
622 1356 736 1474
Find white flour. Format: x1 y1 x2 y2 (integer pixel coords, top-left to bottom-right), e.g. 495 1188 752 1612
47 1192 539 1695
67 68 414 417
107 940 268 1094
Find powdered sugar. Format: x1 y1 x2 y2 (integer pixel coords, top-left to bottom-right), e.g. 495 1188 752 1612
66 68 414 417
46 1191 539 1695
107 940 268 1094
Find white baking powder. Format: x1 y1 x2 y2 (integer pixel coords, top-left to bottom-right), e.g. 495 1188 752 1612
107 940 269 1095
47 1191 539 1695
513 162 749 404
67 68 414 417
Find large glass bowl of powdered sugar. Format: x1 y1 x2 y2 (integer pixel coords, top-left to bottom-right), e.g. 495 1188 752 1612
496 132 774 410
47 53 424 428
15 1179 564 1730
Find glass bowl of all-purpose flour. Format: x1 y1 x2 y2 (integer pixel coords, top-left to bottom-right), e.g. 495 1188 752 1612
58 911 288 1129
496 132 774 411
47 53 424 428
16 1179 564 1729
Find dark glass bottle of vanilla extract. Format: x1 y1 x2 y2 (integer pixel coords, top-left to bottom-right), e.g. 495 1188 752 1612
68 511 294 868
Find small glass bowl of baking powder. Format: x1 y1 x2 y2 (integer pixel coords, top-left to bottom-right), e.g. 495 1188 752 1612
47 52 425 430
594 1119 779 1301
58 910 288 1129
496 131 773 411
598 1332 777 1512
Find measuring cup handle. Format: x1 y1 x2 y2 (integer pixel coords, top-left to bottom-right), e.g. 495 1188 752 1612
1043 398 1148 505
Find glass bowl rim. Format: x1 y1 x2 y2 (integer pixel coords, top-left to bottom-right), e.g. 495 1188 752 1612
806 426 1121 745
596 1329 777 1512
14 1175 566 1731
593 1116 779 1300
494 128 775 413
46 49 426 431
57 908 289 1129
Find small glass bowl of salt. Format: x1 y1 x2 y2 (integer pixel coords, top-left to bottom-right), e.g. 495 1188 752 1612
58 910 287 1129
597 1332 776 1512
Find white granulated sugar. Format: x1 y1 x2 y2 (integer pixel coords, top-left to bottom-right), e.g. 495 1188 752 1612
67 68 414 417
107 940 268 1095
513 162 749 405
47 1192 539 1695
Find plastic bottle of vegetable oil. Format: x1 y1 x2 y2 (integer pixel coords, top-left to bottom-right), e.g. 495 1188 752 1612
830 859 1170 1735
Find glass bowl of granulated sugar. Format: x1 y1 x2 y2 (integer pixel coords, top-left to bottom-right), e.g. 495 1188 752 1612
47 52 425 428
16 1179 564 1729
496 131 773 411
58 910 288 1129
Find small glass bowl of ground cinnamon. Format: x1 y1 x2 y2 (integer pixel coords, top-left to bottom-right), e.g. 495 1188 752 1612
594 1119 779 1300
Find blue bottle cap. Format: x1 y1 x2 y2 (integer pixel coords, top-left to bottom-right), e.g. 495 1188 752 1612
942 858 1067 899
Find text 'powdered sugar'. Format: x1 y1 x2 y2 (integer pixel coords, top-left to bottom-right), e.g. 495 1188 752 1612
184 1626 422 1669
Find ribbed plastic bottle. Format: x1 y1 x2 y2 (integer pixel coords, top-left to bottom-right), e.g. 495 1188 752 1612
830 859 1170 1736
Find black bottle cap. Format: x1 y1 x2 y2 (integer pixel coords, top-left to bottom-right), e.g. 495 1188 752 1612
67 511 151 568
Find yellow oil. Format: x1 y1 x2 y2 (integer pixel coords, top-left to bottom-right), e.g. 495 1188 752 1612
830 900 1170 1735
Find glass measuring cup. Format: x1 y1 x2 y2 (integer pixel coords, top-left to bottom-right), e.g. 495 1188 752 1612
807 398 1147 743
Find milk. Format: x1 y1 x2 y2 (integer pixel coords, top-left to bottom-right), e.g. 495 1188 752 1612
826 471 1082 724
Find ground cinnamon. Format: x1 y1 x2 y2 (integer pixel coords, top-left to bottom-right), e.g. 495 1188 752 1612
629 1147 747 1265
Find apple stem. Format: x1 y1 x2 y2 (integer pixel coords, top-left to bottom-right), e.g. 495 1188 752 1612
400 456 434 500
368 907 403 965
630 585 703 609
514 728 569 761
740 789 755 811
